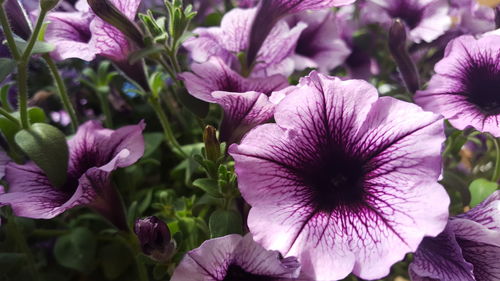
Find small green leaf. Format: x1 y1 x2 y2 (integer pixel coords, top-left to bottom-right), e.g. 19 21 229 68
143 132 164 158
193 178 221 198
209 209 242 238
54 227 96 272
0 58 16 83
15 39 55 54
15 123 69 187
469 178 498 207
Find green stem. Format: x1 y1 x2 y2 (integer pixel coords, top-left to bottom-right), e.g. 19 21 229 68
43 55 79 131
492 137 500 183
0 2 20 60
149 97 186 158
17 61 29 129
97 91 113 128
20 10 47 61
8 216 39 281
15 9 48 129
118 233 149 281
0 107 20 125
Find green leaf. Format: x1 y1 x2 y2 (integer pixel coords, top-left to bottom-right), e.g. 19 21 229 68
469 178 498 207
193 178 221 198
15 123 69 187
209 209 242 238
54 227 96 272
129 45 165 65
0 58 16 83
99 241 133 280
143 132 164 158
14 39 55 54
153 264 169 280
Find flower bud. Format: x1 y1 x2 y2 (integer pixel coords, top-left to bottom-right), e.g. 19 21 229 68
40 0 61 11
495 6 500 29
203 125 221 162
388 19 420 94
134 216 174 262
87 0 145 48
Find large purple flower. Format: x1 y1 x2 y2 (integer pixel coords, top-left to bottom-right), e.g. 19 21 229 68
414 34 500 136
410 191 500 281
44 0 141 61
170 234 301 281
364 0 451 43
229 71 449 280
286 9 351 73
0 121 145 229
184 7 306 77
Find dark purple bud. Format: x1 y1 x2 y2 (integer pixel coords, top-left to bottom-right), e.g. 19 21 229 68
87 0 145 48
4 0 32 40
388 19 420 94
203 125 221 162
495 6 500 29
134 216 174 262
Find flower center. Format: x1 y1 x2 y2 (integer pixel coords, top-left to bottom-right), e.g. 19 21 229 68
387 1 424 29
460 51 500 115
221 264 277 281
298 147 366 213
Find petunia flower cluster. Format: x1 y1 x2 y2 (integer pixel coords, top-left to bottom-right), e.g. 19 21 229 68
0 0 499 280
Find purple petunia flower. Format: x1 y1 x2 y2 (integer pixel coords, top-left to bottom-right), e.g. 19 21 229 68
247 0 356 68
170 234 301 281
286 9 351 73
409 191 500 281
364 0 452 43
229 71 449 280
0 121 145 230
414 33 500 136
134 216 175 262
184 7 307 78
44 0 141 62
179 57 289 144
449 0 496 35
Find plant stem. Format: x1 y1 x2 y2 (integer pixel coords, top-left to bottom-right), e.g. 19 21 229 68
20 9 47 61
491 137 500 183
43 55 79 131
118 233 149 281
0 3 20 60
149 97 186 158
8 216 39 281
97 91 113 128
17 61 29 129
15 9 48 129
0 107 20 125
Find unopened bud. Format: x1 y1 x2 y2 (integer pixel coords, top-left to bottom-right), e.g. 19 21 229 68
134 216 175 262
495 6 500 29
203 125 221 162
87 0 145 48
388 19 420 94
40 0 61 11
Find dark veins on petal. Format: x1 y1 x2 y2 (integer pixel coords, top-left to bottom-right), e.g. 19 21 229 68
455 50 500 116
387 1 424 29
221 264 279 281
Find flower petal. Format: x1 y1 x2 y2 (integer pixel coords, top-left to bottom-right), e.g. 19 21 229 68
179 57 288 103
